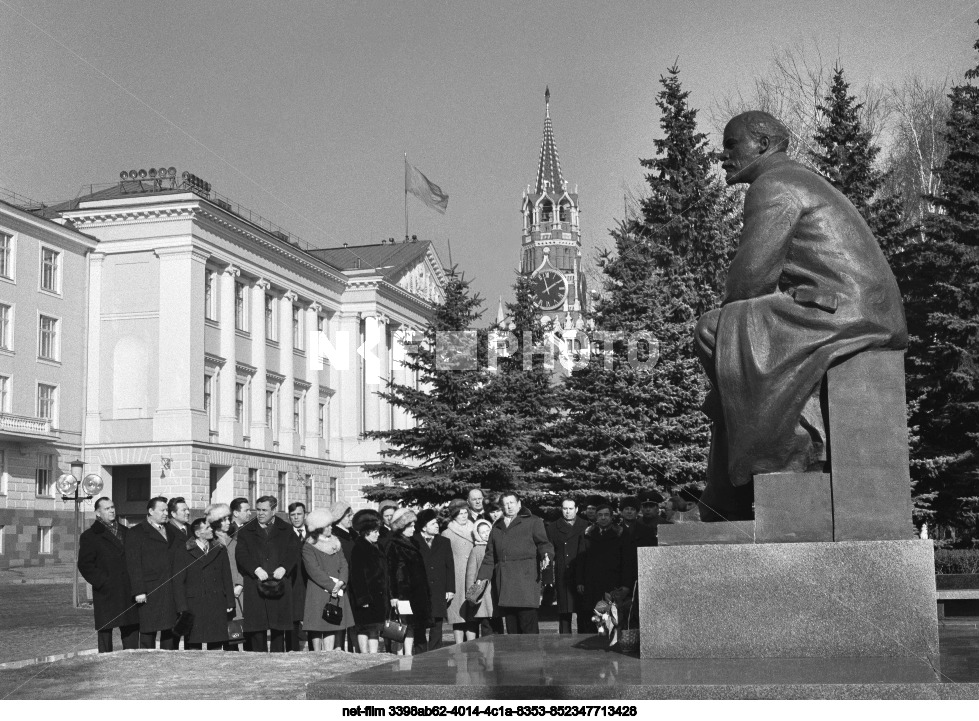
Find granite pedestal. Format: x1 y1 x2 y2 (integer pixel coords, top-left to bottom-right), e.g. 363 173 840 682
638 540 938 658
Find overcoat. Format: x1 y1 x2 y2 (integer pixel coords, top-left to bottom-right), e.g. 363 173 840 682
349 536 389 627
172 539 235 643
545 516 588 614
77 521 139 630
700 155 907 518
413 533 455 620
385 533 433 627
235 515 299 632
124 520 178 632
464 542 493 619
301 539 353 633
216 533 244 621
441 521 475 624
575 524 637 614
477 509 554 609
289 528 307 623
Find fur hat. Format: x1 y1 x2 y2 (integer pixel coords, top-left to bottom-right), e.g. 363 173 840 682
330 500 352 523
389 508 417 533
305 508 334 533
620 496 639 511
414 508 439 534
352 508 381 535
378 499 399 513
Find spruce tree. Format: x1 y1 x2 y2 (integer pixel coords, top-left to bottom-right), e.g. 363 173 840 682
536 65 738 505
360 269 496 505
904 29 979 542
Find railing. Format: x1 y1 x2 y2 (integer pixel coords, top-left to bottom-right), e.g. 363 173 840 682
0 186 48 212
0 412 53 435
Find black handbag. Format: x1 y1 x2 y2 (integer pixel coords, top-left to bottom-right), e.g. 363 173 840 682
257 578 285 599
381 610 408 643
173 611 194 637
322 598 343 625
226 618 244 643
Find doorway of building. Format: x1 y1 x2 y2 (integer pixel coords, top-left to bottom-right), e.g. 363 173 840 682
208 465 233 506
111 464 151 526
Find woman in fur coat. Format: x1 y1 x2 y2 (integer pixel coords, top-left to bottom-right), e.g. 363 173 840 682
464 519 501 636
349 513 389 653
442 499 477 642
384 509 433 655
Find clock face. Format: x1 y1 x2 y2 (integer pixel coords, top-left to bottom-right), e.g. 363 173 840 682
532 270 567 310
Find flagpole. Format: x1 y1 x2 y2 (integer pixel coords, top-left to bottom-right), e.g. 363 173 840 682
404 152 409 241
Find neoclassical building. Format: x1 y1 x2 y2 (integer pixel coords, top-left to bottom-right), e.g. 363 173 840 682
0 172 445 563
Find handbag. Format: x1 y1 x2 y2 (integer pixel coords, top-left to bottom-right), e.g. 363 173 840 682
465 579 488 604
322 597 343 625
226 618 245 643
173 610 194 637
381 610 408 643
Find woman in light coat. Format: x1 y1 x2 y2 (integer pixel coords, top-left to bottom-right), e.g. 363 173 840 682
302 508 353 650
441 500 477 642
464 519 501 636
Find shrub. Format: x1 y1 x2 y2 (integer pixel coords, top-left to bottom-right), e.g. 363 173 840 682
934 549 979 574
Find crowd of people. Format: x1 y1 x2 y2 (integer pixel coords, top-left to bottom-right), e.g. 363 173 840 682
77 487 685 654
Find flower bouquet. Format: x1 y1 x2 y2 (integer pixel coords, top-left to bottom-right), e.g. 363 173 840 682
591 582 639 650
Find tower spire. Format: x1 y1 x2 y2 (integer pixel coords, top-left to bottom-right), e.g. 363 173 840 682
535 86 563 194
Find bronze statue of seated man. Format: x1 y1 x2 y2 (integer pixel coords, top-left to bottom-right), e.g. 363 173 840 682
695 111 907 523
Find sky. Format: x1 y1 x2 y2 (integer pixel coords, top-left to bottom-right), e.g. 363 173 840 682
1 0 976 315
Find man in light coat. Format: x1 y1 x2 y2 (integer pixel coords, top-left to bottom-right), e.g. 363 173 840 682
478 492 553 634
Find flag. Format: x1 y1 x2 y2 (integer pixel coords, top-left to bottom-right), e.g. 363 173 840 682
405 159 449 214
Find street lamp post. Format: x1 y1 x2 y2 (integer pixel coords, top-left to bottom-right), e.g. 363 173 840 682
57 460 103 608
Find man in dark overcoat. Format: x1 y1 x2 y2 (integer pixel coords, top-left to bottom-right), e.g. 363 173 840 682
125 496 179 649
172 518 236 649
412 508 454 652
632 490 664 548
576 504 637 633
77 497 140 652
286 501 309 652
478 492 553 634
545 497 588 634
235 495 299 652
697 111 907 522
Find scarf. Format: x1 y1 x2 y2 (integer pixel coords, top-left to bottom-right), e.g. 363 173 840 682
312 532 342 555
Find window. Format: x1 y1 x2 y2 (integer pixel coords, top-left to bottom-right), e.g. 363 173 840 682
277 471 287 505
0 232 12 279
0 375 9 413
204 270 216 320
204 375 214 429
293 305 303 350
293 395 302 433
38 315 58 360
317 315 324 334
248 468 258 504
37 526 51 555
327 476 337 506
0 449 7 495
235 382 245 423
0 303 11 350
265 389 275 428
40 247 60 292
265 294 275 340
318 402 326 438
35 453 55 496
37 383 56 422
305 476 313 512
0 525 5 554
235 281 247 331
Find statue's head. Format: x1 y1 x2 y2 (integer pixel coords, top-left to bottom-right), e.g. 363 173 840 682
721 111 790 185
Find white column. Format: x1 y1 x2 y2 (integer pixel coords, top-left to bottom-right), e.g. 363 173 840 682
278 290 298 453
249 278 271 449
305 302 323 457
85 253 104 444
153 246 208 441
334 311 362 456
391 323 410 430
218 264 239 444
362 314 381 433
